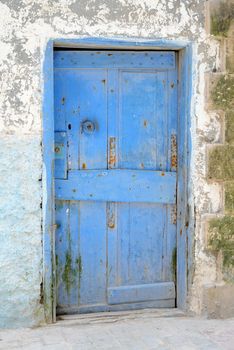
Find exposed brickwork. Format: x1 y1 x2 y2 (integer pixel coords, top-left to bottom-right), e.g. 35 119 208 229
208 217 234 268
211 75 234 109
225 182 234 214
207 0 234 298
210 1 234 37
208 145 234 180
225 110 234 145
226 38 234 73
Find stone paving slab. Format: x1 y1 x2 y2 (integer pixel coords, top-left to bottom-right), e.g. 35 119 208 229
0 310 234 349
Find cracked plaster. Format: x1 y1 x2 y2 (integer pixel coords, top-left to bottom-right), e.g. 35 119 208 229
0 0 223 326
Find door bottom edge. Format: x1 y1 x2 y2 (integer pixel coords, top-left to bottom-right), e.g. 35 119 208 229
56 307 184 324
57 299 176 316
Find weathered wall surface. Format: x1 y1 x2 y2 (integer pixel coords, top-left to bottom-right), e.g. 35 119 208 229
0 0 232 327
202 0 234 318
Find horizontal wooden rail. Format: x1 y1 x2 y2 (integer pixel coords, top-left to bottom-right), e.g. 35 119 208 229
55 169 176 203
54 51 175 69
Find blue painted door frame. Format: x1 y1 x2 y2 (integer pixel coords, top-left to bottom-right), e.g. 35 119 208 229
42 38 193 323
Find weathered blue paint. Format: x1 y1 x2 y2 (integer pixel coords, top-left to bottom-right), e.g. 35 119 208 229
54 132 67 179
43 38 193 321
54 50 175 69
55 170 176 203
108 282 175 305
54 50 178 313
177 45 193 309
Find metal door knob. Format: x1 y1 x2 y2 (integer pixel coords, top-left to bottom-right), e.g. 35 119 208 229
81 120 95 134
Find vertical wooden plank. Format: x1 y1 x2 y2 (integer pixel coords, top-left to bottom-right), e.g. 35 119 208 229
79 201 107 305
107 69 119 169
78 70 108 170
117 203 131 286
155 71 168 172
55 201 79 308
55 200 69 306
177 47 192 310
54 70 80 170
162 205 177 285
54 131 67 179
167 67 178 172
64 71 81 171
128 203 165 285
118 70 157 170
54 70 67 131
107 69 119 288
164 66 178 283
75 67 108 305
69 201 80 305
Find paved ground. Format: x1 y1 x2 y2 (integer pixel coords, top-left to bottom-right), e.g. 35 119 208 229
0 309 234 350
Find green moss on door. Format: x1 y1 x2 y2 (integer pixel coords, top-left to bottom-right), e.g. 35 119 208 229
62 251 73 293
171 247 177 282
62 252 82 294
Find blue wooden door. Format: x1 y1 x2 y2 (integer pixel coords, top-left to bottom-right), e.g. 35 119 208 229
54 51 178 314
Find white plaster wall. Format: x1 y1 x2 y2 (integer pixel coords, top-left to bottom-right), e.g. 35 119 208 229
0 0 222 327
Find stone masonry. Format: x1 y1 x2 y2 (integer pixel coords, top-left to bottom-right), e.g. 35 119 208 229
203 0 234 318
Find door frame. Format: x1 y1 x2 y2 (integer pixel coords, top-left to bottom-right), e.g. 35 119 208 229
42 38 193 323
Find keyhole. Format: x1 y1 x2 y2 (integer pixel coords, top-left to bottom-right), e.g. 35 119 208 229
81 120 95 134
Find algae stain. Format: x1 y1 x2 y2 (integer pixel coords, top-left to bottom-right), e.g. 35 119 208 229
208 216 234 269
225 111 234 145
76 255 82 289
211 2 234 37
211 76 234 109
171 247 177 281
62 251 73 294
225 182 234 215
62 252 83 295
208 145 234 181
76 255 82 276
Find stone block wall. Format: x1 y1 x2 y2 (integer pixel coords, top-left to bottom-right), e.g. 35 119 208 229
203 0 234 318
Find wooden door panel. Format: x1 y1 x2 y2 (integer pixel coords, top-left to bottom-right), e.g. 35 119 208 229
54 51 178 313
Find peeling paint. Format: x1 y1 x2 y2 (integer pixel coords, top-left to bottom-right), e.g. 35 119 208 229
0 0 226 327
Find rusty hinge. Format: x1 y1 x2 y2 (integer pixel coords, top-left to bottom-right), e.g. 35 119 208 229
107 202 115 229
171 133 177 171
109 137 116 169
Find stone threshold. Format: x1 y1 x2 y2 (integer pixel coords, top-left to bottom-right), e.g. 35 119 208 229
56 308 186 326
